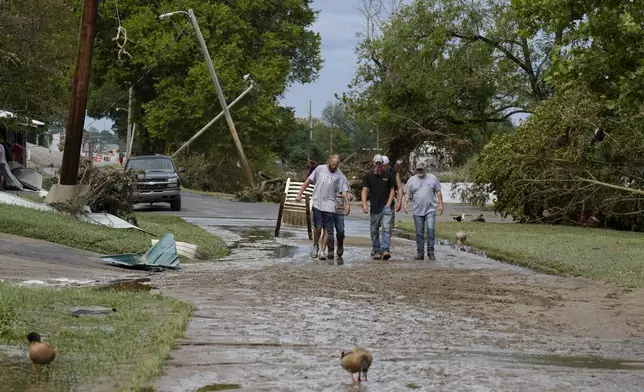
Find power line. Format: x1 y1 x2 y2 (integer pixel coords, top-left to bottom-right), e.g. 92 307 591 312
84 20 190 130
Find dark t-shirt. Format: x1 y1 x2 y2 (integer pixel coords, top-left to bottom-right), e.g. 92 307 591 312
363 170 395 214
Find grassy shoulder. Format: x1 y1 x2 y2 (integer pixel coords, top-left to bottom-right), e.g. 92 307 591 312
0 282 191 391
398 221 644 287
0 204 228 260
181 188 235 200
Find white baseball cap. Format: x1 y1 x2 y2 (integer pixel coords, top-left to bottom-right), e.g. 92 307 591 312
382 156 390 164
373 154 383 163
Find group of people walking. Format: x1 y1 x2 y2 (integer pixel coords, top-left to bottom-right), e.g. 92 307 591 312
297 153 444 263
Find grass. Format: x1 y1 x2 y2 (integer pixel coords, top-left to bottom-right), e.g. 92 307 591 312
0 282 192 391
0 204 228 260
182 188 235 200
397 221 644 287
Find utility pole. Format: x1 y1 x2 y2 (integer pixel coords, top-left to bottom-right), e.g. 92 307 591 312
126 87 133 160
309 100 313 141
60 0 98 186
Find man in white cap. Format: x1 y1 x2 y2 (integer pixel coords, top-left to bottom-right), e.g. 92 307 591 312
403 160 444 260
382 155 403 229
361 154 396 260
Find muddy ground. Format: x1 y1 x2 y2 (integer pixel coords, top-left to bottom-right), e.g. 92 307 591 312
152 217 644 392
1 193 643 391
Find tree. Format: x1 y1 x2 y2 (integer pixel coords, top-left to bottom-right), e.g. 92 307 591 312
89 0 322 172
342 0 551 166
0 0 77 121
470 0 644 230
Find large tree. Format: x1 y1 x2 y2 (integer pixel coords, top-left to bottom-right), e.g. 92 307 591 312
342 0 552 164
471 0 644 230
89 0 321 165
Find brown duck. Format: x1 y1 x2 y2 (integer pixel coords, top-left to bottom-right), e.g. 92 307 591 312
27 332 56 375
340 347 372 383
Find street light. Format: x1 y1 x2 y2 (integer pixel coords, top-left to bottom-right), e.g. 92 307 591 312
158 9 254 186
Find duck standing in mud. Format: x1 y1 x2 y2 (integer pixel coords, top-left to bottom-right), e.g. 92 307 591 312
341 347 373 384
27 332 56 378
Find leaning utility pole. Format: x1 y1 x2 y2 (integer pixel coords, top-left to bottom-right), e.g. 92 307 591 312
189 9 253 186
126 87 133 160
60 0 98 185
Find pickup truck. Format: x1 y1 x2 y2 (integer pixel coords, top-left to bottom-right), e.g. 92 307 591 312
125 154 185 211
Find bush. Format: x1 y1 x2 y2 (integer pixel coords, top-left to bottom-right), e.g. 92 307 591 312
472 87 644 231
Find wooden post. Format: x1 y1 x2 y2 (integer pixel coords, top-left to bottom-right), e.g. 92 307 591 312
59 0 98 185
275 192 286 237
305 194 312 240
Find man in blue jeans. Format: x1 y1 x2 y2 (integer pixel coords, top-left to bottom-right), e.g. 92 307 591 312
361 154 395 260
403 161 444 260
297 155 349 260
330 175 351 264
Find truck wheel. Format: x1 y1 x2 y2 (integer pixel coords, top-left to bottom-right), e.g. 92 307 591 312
170 197 182 211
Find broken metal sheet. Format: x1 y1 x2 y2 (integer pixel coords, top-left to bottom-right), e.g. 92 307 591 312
12 167 43 190
78 213 143 230
0 191 57 212
102 232 180 270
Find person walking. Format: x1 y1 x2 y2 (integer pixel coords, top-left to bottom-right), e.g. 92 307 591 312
382 156 403 229
297 155 349 261
361 154 395 260
403 161 444 260
330 174 351 264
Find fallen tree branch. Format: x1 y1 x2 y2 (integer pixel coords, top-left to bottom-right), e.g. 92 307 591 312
576 177 644 196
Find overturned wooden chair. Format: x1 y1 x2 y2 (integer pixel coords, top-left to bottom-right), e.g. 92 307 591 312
275 178 314 239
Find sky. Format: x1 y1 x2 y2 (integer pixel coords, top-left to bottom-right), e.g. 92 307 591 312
84 0 363 131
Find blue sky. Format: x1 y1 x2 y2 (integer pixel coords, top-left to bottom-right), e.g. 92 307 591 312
84 0 363 131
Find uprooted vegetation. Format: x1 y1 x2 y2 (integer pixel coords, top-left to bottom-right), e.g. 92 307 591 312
51 158 138 221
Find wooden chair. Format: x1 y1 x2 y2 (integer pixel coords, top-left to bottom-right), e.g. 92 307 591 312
275 178 314 239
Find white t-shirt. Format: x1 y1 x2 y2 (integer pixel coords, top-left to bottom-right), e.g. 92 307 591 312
0 144 7 166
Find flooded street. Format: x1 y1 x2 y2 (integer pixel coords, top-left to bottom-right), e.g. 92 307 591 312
153 216 644 391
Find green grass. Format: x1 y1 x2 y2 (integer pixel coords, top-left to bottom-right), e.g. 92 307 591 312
0 204 228 260
182 188 235 200
398 221 644 287
0 282 192 391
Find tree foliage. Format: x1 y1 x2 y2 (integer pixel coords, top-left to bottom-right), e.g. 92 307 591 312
342 0 547 164
89 0 322 169
472 0 644 229
0 0 77 120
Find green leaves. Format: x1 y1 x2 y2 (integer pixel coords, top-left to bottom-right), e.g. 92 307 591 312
89 0 321 163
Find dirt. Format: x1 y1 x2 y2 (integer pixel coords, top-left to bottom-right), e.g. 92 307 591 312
1 196 643 390
151 219 644 392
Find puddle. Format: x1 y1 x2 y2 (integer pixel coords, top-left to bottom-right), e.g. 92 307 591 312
519 353 644 370
96 278 153 292
0 362 57 392
196 384 241 391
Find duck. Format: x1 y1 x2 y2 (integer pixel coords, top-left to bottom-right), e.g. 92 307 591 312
340 347 372 384
456 231 467 245
453 213 466 222
27 332 56 376
471 214 486 223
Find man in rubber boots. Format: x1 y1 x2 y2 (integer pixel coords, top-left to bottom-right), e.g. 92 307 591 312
297 155 349 260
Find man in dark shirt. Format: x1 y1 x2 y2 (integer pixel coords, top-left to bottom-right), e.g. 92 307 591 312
361 154 395 260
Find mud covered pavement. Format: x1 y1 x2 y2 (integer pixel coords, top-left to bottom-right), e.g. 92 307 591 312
153 216 644 392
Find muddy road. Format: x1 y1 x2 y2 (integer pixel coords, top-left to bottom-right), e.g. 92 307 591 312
152 216 644 392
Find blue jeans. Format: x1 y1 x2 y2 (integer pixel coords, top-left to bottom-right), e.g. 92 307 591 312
370 206 392 253
328 212 345 252
413 212 436 255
